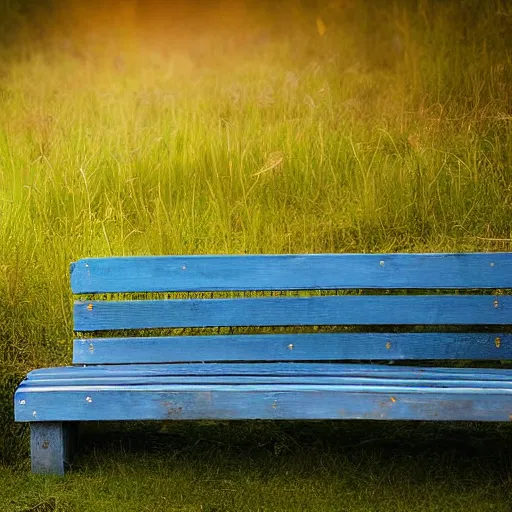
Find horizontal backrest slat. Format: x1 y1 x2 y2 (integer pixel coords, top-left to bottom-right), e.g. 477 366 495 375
72 333 512 364
70 253 512 293
71 253 512 364
74 295 510 331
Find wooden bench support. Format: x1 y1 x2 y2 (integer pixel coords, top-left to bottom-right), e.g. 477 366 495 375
30 422 77 475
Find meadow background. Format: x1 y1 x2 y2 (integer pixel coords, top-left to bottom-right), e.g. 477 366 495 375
0 0 511 509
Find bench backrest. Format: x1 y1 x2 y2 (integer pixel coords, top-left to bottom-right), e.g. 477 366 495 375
71 253 512 365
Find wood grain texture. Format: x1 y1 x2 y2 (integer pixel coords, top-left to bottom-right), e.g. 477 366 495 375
18 362 512 390
70 253 512 293
18 375 512 389
25 362 512 381
72 333 512 364
16 386 512 422
30 422 76 475
16 363 512 424
74 295 511 331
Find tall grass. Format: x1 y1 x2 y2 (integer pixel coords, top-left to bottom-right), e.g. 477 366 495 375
0 0 511 463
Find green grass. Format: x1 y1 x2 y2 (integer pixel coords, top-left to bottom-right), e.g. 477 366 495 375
3 421 512 511
0 0 512 509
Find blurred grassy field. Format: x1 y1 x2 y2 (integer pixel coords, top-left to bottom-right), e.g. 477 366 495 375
0 0 511 509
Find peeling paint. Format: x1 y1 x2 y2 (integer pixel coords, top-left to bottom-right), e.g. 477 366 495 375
162 401 183 417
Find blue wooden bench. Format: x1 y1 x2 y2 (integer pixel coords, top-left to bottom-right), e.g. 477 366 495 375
14 253 512 474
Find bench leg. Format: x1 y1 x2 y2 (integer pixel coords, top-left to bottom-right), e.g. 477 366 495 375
30 422 77 475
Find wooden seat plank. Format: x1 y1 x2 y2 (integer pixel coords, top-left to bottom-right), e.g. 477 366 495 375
16 386 512 423
17 374 512 390
25 362 512 381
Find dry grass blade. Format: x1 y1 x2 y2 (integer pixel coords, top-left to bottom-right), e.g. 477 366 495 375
252 151 285 176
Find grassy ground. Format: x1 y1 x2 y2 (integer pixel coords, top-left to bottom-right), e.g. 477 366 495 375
0 0 511 509
3 421 512 511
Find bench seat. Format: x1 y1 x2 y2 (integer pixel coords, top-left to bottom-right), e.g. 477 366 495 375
16 363 512 422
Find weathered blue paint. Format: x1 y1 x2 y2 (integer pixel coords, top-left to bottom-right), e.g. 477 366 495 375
16 388 512 422
30 422 76 475
74 295 511 331
14 252 512 474
17 373 512 389
19 374 512 388
72 333 512 364
70 253 512 293
23 362 512 383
